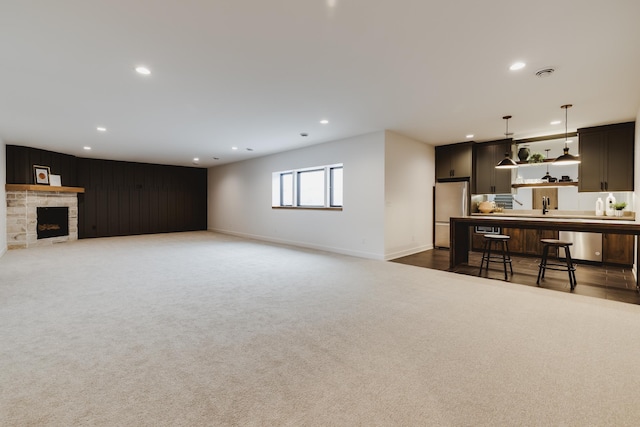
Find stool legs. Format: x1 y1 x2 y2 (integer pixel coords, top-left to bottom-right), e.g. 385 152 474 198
536 245 549 285
537 243 577 291
479 238 512 280
500 241 507 280
564 246 577 290
502 240 513 280
478 239 490 276
478 240 489 276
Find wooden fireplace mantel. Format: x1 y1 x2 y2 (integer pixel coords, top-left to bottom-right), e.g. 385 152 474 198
5 184 85 193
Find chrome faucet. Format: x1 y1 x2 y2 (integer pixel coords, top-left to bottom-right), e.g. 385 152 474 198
542 196 550 214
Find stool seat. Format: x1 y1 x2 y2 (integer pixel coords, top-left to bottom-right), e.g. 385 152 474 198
540 239 573 246
537 239 576 290
484 234 511 240
478 234 513 280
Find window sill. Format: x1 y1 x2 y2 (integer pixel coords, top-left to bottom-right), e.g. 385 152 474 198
272 206 343 211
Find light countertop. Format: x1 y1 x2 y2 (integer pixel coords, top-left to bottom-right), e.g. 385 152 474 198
471 209 635 221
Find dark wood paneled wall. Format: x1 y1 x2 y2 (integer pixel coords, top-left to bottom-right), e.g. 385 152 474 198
6 145 207 239
6 145 78 186
77 158 207 238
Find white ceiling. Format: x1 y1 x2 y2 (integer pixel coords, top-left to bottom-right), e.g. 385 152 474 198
1 0 639 167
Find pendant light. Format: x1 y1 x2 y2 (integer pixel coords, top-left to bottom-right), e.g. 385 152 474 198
541 149 552 180
495 115 518 169
553 104 580 165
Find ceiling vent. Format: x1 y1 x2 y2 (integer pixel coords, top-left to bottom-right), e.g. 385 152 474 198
535 67 555 78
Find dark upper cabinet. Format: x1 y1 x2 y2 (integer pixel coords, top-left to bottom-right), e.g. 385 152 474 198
578 122 635 192
473 139 513 194
435 142 472 180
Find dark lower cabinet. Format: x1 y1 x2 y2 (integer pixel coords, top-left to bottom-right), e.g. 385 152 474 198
471 232 485 252
522 229 559 257
602 233 634 266
471 228 524 254
502 227 523 254
472 227 634 267
472 228 558 257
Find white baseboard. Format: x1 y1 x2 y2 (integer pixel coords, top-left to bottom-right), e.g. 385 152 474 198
208 228 386 260
384 244 433 261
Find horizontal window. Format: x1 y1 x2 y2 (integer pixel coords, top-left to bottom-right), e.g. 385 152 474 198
272 164 343 209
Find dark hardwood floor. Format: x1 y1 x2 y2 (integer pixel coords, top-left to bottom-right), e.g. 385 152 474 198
392 249 640 305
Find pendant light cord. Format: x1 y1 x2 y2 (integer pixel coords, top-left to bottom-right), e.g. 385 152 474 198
503 115 512 138
561 104 572 149
545 149 550 173
565 105 568 148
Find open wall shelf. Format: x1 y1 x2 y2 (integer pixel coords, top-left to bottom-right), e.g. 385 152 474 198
512 182 578 188
515 159 558 166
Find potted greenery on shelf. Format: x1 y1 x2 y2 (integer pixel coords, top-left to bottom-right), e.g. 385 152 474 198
613 202 627 217
528 152 545 163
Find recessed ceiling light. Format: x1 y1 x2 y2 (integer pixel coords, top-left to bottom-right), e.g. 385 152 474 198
213 157 220 160
509 62 526 71
193 157 199 162
96 127 107 132
320 119 329 124
246 148 254 151
83 146 91 150
300 133 308 137
232 146 238 150
466 134 474 139
550 120 561 125
135 66 151 75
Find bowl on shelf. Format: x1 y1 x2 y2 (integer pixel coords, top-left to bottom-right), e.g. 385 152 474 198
478 201 495 213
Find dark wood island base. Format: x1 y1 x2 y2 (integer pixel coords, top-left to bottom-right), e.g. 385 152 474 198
450 216 640 291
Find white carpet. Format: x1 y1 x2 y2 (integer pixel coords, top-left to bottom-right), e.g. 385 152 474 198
1 231 640 426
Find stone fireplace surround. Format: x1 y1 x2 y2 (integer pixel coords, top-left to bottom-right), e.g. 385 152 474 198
5 184 84 249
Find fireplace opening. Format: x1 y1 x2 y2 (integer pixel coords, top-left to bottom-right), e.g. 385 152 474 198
37 207 69 239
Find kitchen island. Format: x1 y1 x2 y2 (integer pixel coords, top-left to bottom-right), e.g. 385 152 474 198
450 215 640 290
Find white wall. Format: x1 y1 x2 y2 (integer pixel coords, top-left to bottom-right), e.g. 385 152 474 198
0 137 6 257
635 107 640 219
384 130 434 259
632 108 640 276
208 131 387 259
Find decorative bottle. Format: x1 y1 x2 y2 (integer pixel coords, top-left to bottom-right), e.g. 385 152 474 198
605 193 616 216
595 198 604 216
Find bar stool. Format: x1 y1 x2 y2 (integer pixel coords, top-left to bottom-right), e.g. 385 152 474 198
478 234 513 280
536 239 577 290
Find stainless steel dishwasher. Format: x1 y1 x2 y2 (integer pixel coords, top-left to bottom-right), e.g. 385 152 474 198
558 231 602 262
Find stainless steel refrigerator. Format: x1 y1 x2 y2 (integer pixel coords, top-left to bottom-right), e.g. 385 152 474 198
434 181 469 248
